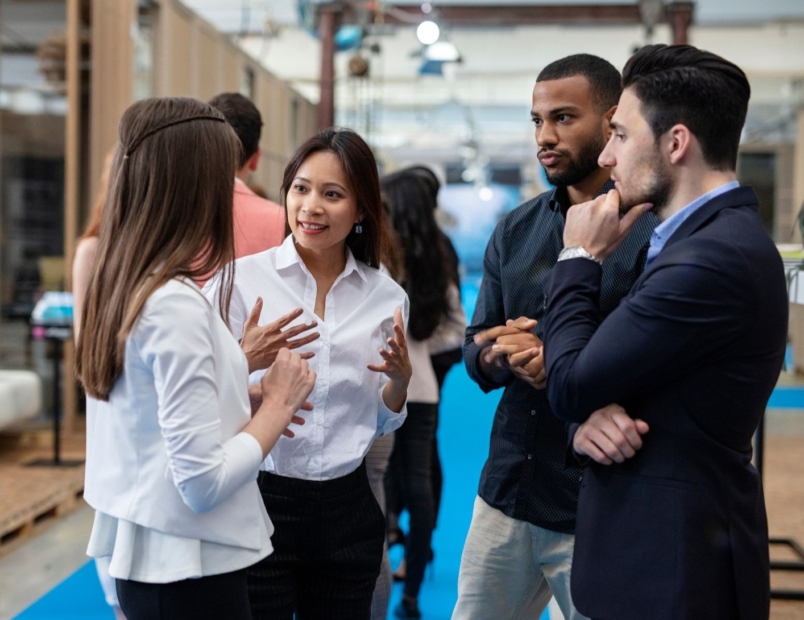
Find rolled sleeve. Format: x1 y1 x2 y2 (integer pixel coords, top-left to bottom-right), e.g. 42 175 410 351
377 386 407 436
136 287 260 514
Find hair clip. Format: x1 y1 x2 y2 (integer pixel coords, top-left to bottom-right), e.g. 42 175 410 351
125 115 225 157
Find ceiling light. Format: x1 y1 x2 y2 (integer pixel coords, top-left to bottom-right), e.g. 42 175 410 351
417 20 440 45
424 41 461 62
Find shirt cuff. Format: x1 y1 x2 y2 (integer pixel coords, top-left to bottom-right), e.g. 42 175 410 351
377 385 407 436
223 432 265 486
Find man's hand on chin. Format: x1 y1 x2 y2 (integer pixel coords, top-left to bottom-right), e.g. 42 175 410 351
573 404 650 465
563 189 651 262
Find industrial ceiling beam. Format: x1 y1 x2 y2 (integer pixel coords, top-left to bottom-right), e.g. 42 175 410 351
314 2 696 130
370 2 694 44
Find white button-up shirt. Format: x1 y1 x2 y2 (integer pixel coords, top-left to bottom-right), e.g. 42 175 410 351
205 236 409 481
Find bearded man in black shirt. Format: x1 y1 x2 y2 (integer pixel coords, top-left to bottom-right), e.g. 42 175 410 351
451 54 657 620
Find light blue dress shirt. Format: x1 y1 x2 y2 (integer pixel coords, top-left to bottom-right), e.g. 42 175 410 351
646 181 740 266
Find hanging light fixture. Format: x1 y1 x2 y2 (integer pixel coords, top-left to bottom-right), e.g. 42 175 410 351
638 0 665 41
416 20 440 45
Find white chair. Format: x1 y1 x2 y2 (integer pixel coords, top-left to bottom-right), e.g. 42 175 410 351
0 370 42 430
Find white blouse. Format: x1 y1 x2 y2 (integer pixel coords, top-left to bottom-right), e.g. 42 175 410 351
205 236 409 481
406 284 466 404
84 279 273 582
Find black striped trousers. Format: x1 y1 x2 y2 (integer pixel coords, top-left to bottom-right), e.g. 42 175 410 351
248 462 385 620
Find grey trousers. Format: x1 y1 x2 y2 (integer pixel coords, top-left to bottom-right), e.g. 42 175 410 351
452 496 589 620
366 433 395 620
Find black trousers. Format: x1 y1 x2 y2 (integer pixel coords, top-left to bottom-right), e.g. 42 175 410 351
429 347 461 526
116 568 251 620
388 402 438 599
248 462 385 620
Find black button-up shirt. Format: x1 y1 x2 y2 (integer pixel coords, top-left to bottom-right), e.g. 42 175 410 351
464 181 657 533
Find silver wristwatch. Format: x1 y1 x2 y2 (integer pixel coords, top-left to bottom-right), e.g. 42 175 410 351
557 246 602 265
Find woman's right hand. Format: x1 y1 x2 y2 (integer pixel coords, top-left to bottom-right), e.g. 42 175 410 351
258 348 316 431
245 348 316 456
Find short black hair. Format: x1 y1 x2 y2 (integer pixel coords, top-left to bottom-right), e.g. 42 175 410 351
208 92 262 168
622 44 750 171
537 54 622 111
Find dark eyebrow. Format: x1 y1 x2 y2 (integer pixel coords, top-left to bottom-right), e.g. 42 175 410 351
531 106 581 119
295 176 347 193
548 106 581 116
609 121 624 132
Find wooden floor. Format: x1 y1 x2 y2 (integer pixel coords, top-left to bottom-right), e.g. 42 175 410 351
0 426 85 561
766 430 804 619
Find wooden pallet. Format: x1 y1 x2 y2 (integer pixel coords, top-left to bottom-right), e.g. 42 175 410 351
0 427 86 558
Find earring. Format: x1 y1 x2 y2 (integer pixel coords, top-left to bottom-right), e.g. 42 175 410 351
355 223 363 234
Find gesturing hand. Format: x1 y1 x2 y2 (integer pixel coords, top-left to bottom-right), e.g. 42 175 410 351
368 308 412 413
573 404 650 465
563 189 651 262
248 384 313 434
241 298 320 373
368 308 412 383
258 348 317 438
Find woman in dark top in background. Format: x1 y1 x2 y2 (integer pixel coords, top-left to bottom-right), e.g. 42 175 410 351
380 169 462 618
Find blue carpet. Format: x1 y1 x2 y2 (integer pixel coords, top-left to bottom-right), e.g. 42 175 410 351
15 560 108 620
767 386 804 409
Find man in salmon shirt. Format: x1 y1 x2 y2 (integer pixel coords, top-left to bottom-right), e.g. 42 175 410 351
209 93 286 257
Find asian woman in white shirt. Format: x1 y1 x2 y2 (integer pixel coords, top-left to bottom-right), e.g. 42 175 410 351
205 128 412 620
76 97 316 620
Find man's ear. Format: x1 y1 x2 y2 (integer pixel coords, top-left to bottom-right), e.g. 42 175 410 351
247 147 261 172
601 105 617 140
666 124 693 166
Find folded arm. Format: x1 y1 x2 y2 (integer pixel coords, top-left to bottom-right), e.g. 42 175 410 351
542 257 748 423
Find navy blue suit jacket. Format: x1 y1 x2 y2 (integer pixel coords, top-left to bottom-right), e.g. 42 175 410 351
542 187 787 620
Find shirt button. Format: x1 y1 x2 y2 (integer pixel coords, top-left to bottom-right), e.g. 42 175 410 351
527 454 533 460
530 410 536 416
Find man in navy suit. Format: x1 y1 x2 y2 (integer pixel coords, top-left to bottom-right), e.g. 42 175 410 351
534 45 787 619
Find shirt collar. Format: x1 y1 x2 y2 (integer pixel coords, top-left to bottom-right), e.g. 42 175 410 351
547 178 616 214
234 177 255 196
646 180 740 265
275 235 368 283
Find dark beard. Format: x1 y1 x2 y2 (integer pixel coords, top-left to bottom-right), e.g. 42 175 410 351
619 148 673 217
543 134 606 187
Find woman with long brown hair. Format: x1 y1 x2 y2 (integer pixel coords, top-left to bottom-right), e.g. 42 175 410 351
72 150 126 620
205 127 412 620
77 97 316 620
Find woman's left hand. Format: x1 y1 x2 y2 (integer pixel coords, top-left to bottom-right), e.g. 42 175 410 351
368 308 411 412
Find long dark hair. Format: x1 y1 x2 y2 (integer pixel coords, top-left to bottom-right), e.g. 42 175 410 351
282 128 392 269
381 169 450 341
77 97 239 400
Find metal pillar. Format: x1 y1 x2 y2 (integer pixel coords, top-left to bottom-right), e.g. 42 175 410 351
316 8 338 132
